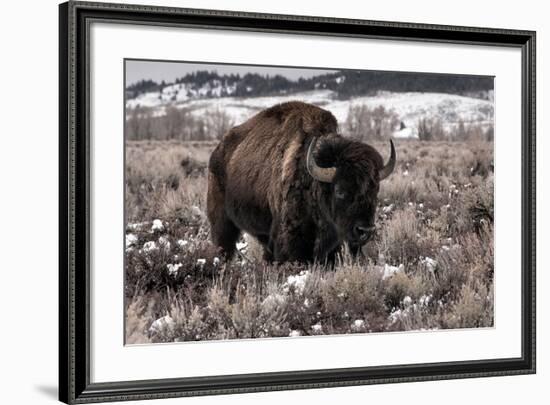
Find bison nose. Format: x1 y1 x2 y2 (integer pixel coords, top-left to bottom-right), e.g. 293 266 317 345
353 224 376 241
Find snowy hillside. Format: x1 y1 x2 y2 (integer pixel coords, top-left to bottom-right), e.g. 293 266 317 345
126 80 238 107
126 88 493 139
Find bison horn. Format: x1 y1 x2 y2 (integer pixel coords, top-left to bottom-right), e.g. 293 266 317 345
379 139 396 181
306 137 337 183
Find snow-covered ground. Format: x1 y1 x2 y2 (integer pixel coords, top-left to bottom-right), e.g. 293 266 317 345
126 89 493 138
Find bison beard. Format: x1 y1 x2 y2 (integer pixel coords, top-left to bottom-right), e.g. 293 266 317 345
207 101 395 264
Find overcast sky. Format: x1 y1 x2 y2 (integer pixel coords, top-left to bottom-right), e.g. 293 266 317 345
125 59 337 85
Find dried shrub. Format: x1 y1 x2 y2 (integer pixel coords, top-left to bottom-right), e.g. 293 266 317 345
344 105 399 141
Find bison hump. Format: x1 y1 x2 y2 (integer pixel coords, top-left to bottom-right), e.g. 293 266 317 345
260 101 338 136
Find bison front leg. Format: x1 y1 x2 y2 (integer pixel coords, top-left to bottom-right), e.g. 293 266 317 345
269 219 315 263
313 223 340 265
255 234 274 263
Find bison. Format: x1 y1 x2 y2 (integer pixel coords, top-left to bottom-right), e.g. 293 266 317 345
206 101 396 263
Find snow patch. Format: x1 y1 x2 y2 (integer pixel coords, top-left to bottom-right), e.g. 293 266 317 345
142 241 158 252
158 236 171 250
382 263 404 280
151 219 164 232
126 233 138 248
311 323 323 334
351 319 367 332
283 271 310 294
236 241 248 251
421 257 438 274
166 263 183 277
148 315 175 336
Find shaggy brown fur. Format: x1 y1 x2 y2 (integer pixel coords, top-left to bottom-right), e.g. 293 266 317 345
207 101 390 263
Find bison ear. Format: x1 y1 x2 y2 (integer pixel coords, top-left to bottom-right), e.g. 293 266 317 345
313 139 340 168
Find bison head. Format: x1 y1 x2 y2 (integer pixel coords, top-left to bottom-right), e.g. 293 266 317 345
307 136 396 251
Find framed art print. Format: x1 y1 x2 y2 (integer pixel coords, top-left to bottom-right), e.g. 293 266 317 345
59 2 536 403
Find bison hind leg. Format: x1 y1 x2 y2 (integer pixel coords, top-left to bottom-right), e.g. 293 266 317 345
211 216 240 259
207 172 240 259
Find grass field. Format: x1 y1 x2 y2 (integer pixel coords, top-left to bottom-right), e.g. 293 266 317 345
124 138 494 344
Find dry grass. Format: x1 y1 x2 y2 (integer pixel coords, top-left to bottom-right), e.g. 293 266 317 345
125 138 494 344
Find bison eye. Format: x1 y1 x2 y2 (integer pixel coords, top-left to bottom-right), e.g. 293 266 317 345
334 185 346 200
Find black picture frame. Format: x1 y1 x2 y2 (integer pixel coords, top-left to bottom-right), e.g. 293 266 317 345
59 1 536 403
